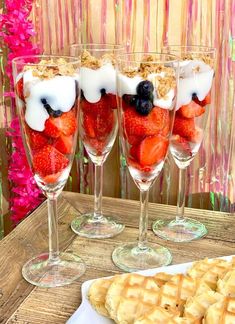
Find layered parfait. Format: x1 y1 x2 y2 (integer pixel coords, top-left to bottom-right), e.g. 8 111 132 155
170 54 214 167
79 50 118 159
117 55 177 187
15 59 78 190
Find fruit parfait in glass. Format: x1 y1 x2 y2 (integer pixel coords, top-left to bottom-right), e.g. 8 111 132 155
13 55 86 287
70 44 124 238
112 53 179 272
153 45 216 242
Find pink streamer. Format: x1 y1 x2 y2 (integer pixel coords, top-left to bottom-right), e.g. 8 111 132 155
1 0 44 225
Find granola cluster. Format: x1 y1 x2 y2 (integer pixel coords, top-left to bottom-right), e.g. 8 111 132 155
122 54 176 99
81 50 115 69
24 58 77 79
182 53 214 68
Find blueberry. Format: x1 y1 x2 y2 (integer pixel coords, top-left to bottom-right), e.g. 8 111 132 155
51 110 62 117
100 88 106 96
135 98 153 115
122 94 137 106
192 92 198 100
136 80 154 98
41 98 62 118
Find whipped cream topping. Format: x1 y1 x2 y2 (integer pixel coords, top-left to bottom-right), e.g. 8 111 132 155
23 70 77 131
117 72 175 110
80 62 116 103
176 60 214 109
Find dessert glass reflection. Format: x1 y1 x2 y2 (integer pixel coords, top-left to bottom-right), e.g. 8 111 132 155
112 52 179 272
153 45 216 242
12 55 86 287
70 44 124 238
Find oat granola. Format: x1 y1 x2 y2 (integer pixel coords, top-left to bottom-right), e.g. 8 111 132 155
24 58 76 79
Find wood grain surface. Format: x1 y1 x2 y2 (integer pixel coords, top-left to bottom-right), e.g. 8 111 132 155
0 192 234 323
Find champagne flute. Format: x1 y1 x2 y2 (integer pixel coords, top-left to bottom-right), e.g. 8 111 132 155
153 45 216 242
70 44 124 238
112 52 179 272
12 55 86 287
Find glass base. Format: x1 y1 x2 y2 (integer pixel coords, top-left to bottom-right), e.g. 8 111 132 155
71 214 125 239
22 252 86 287
152 217 207 242
112 243 172 272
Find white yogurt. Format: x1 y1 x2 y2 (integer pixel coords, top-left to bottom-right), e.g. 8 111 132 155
176 60 214 110
153 88 175 109
23 71 77 131
80 62 116 103
117 73 143 96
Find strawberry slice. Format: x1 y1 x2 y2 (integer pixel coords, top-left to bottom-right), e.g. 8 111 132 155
43 171 63 184
44 111 77 138
171 135 192 156
179 100 205 118
128 158 153 172
124 106 170 138
33 145 69 177
54 135 73 154
83 111 114 139
132 135 169 166
173 115 196 139
26 128 48 150
188 126 203 143
194 91 211 106
81 95 114 116
15 77 25 102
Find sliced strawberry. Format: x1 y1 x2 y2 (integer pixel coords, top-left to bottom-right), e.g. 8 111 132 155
124 106 170 138
15 77 25 102
173 114 196 139
106 94 117 109
26 128 48 150
81 95 113 116
171 135 192 156
44 111 77 138
126 134 144 146
179 100 205 118
33 145 69 177
83 111 114 139
43 171 62 184
86 138 106 154
128 158 153 172
133 135 169 166
54 135 73 154
194 91 211 106
188 126 203 143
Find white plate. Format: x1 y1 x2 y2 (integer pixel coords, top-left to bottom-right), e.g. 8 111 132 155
67 255 234 324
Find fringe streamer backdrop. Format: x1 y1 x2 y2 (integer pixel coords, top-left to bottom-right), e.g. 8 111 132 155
0 0 234 230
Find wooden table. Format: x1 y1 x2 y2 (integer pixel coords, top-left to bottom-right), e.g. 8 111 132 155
0 192 234 323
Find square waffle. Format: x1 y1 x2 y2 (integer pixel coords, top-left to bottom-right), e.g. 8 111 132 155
204 296 235 323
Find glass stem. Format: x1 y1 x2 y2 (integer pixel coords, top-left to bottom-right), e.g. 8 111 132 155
48 196 60 262
94 163 103 221
176 167 187 221
138 189 149 250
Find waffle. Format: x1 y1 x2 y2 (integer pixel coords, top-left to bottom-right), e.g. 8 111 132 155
105 273 161 323
184 291 223 321
88 277 114 317
204 296 235 323
156 273 208 314
153 272 173 287
217 270 235 297
133 306 180 324
187 258 230 289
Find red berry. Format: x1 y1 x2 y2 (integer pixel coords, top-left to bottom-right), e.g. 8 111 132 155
179 100 205 118
173 114 196 139
44 111 77 138
15 77 24 102
171 135 192 156
26 128 48 150
81 95 114 116
83 111 114 139
54 135 73 154
33 145 69 177
124 106 170 138
132 135 169 166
